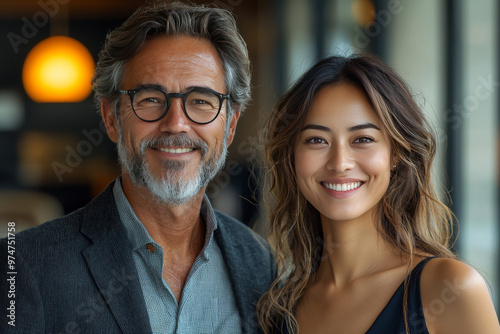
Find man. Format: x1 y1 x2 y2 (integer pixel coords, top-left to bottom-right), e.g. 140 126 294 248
0 2 275 333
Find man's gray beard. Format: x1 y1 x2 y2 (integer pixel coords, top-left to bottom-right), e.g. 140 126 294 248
117 128 228 206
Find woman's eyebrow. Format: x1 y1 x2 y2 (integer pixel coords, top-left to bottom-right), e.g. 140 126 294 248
301 124 331 132
348 123 381 132
301 123 381 132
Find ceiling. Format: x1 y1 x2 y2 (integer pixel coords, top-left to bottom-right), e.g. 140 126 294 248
0 0 150 18
0 0 258 18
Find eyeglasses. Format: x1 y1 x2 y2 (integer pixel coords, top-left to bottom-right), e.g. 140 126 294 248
119 86 229 124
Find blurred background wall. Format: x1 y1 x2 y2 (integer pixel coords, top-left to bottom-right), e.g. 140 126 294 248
0 0 498 312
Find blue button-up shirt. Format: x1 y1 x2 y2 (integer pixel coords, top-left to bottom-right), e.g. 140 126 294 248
113 179 241 333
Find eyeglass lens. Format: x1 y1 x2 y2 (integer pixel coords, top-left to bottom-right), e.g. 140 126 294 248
132 88 221 123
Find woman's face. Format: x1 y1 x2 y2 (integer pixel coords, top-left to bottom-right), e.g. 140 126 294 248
294 83 394 224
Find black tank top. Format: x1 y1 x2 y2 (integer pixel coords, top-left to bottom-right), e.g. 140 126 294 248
276 257 434 334
366 257 434 334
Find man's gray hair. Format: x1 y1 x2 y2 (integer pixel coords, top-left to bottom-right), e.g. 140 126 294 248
92 1 251 117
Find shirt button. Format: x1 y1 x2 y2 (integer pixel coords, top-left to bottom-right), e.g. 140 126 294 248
146 244 155 253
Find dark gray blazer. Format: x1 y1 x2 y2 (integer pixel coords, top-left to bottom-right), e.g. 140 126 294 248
0 182 276 334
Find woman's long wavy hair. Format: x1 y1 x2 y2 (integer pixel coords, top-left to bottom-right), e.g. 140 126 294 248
257 55 457 333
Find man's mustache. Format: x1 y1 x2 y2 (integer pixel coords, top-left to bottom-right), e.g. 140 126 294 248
140 134 209 158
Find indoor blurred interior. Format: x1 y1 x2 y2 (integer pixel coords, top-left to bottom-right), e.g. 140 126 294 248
0 0 499 312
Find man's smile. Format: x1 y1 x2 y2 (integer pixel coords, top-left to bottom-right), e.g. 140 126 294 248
155 147 195 154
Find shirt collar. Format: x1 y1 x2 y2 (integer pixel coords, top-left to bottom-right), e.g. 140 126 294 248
113 177 218 258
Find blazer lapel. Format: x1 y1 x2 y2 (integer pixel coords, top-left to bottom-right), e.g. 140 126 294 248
214 219 263 334
81 183 152 334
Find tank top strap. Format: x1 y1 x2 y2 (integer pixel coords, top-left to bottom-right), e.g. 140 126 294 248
409 257 436 282
366 256 437 334
402 256 437 334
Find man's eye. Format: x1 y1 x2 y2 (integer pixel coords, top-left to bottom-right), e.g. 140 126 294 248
142 97 161 103
189 99 217 109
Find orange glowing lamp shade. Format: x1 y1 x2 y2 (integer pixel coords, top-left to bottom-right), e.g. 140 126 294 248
22 36 95 103
352 0 376 26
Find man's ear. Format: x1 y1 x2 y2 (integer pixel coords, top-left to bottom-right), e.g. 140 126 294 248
101 98 119 143
227 109 241 147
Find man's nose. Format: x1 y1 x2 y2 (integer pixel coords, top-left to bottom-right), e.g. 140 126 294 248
158 98 191 133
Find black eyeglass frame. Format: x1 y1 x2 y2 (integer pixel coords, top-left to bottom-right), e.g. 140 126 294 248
119 86 230 125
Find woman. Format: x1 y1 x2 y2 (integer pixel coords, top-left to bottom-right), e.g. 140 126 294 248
257 55 499 333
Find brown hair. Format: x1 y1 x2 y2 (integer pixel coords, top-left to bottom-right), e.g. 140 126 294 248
257 55 456 333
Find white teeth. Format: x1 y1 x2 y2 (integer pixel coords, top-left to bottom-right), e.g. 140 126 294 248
323 181 362 192
157 147 194 154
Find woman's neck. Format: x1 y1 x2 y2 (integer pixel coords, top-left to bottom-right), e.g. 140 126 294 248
316 214 403 288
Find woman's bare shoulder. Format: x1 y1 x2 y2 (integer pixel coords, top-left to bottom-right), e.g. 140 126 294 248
419 257 500 333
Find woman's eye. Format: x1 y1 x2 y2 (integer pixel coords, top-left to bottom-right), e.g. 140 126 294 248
306 137 327 144
354 136 374 144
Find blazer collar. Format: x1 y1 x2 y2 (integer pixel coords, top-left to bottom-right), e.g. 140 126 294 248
80 181 152 334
